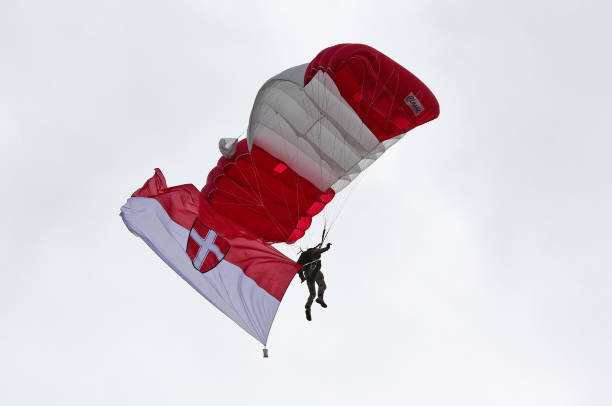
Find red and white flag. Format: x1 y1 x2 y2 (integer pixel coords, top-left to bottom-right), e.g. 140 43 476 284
120 169 299 345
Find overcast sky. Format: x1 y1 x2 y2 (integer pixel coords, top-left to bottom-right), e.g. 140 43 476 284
2 1 611 405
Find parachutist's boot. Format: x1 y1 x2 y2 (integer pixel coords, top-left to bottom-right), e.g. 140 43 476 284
305 308 312 321
316 298 327 308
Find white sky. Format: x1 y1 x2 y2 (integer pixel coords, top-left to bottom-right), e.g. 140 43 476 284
2 1 611 405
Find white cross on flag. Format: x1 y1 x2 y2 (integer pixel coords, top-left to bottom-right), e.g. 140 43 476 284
186 220 230 273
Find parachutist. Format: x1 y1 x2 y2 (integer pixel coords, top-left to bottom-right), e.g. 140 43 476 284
297 243 331 321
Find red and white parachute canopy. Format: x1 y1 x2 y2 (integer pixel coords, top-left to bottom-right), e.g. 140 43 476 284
202 43 439 243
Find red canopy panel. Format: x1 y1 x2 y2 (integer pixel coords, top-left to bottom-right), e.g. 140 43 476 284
305 43 440 142
201 140 334 243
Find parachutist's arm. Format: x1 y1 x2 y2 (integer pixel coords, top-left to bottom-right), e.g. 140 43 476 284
316 243 332 254
298 268 306 283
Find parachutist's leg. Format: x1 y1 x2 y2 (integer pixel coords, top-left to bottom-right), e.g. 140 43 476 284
305 280 316 309
316 272 326 299
315 272 327 308
305 280 315 321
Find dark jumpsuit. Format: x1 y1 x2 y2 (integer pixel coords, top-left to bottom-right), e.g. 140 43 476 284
297 245 330 309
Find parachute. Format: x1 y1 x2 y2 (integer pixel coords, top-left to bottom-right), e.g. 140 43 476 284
121 44 439 346
203 44 439 243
